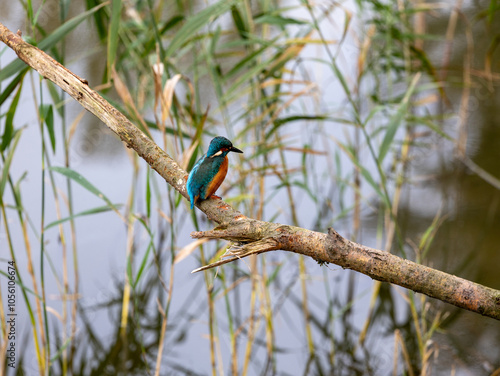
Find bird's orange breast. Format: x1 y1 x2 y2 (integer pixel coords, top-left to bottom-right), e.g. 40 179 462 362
203 156 229 199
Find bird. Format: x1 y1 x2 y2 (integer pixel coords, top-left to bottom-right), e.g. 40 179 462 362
187 136 243 210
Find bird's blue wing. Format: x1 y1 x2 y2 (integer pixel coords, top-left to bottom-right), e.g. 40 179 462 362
187 154 224 209
187 154 205 209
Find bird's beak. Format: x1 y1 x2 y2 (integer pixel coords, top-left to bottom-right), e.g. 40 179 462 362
230 146 243 154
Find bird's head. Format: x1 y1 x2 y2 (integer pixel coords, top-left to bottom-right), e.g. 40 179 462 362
207 136 243 158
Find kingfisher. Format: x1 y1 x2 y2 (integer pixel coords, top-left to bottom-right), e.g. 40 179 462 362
187 136 243 210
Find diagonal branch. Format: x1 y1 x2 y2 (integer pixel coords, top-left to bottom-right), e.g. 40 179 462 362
192 224 500 320
1 22 499 320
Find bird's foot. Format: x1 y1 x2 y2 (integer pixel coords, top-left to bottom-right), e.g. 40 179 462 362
210 195 222 200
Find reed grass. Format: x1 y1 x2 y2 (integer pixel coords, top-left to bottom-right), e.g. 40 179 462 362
1 0 499 375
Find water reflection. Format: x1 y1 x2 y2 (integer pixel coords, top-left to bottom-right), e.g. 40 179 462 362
395 2 500 372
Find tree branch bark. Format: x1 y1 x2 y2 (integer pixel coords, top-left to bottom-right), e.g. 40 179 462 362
1 22 499 320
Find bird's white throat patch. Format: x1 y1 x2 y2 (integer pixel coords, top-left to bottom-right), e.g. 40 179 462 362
210 150 224 158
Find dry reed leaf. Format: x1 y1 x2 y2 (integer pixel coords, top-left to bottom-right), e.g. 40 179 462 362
111 66 150 137
174 238 209 264
283 38 337 45
152 58 164 118
158 209 172 224
67 109 85 145
45 306 63 323
180 139 199 171
112 65 136 110
358 25 376 77
161 73 182 124
260 78 311 88
283 147 327 155
414 93 440 106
